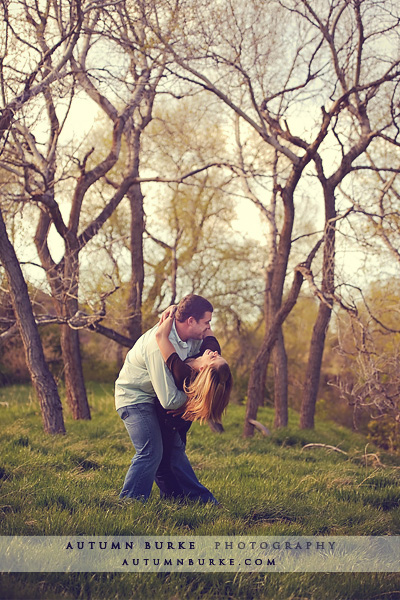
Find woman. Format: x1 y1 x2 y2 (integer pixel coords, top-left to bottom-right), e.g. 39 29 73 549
154 309 232 498
156 310 232 421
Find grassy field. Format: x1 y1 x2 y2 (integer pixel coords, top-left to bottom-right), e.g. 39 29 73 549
0 383 399 599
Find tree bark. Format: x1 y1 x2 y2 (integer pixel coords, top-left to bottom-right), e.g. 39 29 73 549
59 241 91 420
0 108 14 143
244 179 295 436
300 186 336 429
272 330 288 428
244 346 270 437
243 235 324 437
34 214 91 421
127 181 145 343
300 302 332 429
60 323 90 420
0 209 65 434
243 277 298 437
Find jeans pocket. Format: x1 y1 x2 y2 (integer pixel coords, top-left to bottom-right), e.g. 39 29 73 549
118 408 129 420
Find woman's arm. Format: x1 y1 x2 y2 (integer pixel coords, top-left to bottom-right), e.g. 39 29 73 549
187 334 221 362
155 314 176 362
155 313 222 390
198 335 221 355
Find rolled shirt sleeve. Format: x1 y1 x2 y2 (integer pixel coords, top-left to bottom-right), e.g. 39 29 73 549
144 341 188 409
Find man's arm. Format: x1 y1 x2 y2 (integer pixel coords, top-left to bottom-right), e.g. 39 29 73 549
145 337 188 410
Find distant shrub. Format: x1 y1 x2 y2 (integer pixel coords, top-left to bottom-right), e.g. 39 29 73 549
367 417 400 453
81 352 119 383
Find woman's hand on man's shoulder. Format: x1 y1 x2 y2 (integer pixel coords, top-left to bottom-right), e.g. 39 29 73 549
158 304 177 324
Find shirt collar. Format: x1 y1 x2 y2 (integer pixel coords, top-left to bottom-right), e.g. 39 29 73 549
172 319 188 347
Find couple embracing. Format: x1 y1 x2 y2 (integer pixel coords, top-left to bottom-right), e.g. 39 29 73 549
115 294 232 504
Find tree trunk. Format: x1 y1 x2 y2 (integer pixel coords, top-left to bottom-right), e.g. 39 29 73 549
300 186 335 429
34 213 91 420
243 287 295 438
60 324 90 420
244 180 295 436
244 345 271 437
61 244 91 420
0 209 65 434
273 330 288 428
300 303 332 429
244 325 289 435
242 221 323 437
126 126 145 345
127 183 144 342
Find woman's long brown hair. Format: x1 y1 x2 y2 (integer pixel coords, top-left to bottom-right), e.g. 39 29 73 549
176 361 232 423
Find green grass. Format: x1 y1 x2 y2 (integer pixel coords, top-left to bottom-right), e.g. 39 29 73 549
0 383 400 599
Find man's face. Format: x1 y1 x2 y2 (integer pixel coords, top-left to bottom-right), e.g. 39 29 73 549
187 311 212 340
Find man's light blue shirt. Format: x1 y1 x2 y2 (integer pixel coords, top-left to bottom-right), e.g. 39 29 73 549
115 320 202 411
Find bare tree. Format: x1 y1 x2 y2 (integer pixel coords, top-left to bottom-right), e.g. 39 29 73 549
234 117 291 427
143 0 400 435
1 0 233 414
1 2 126 419
296 0 400 428
0 207 65 433
0 0 86 432
1 1 167 418
337 313 400 424
145 0 338 435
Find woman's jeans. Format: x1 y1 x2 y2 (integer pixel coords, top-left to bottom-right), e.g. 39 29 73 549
118 403 217 503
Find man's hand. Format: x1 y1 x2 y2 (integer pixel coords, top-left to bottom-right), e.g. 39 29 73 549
158 304 177 324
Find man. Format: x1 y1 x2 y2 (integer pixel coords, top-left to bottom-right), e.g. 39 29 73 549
115 294 218 503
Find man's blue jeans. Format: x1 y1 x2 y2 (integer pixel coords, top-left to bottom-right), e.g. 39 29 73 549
118 403 217 503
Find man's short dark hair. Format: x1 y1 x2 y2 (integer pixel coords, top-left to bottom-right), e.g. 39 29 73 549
175 294 213 322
